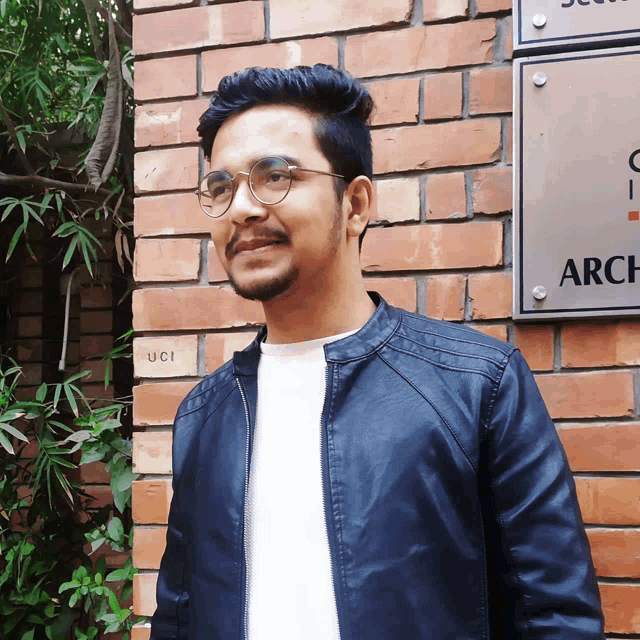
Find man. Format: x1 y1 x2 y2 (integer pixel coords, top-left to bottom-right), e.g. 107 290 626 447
151 64 604 639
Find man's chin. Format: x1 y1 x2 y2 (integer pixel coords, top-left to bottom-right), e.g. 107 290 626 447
229 269 299 303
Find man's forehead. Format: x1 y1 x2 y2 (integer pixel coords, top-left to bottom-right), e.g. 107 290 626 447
209 104 319 167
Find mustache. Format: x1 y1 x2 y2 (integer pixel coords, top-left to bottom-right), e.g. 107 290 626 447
226 227 290 259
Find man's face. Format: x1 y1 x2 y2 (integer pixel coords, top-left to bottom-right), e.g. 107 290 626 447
207 105 344 302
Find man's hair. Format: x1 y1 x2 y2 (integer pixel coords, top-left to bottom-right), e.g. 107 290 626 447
197 64 374 248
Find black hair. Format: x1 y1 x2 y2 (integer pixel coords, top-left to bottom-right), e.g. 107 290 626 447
197 64 374 248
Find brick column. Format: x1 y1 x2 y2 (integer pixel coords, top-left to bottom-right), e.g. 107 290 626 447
131 0 640 636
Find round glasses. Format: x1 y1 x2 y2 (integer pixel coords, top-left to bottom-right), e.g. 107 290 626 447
197 156 345 218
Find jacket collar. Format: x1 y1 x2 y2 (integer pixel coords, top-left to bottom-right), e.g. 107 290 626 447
232 291 401 376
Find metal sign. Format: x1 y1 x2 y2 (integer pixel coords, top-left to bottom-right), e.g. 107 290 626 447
514 46 640 320
514 0 640 53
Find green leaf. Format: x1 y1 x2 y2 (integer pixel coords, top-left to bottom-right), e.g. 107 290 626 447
64 370 91 384
107 517 124 542
6 222 26 262
21 629 35 640
107 590 121 615
53 384 62 409
64 384 78 417
68 590 79 608
62 235 79 270
35 383 47 402
0 422 29 442
0 430 14 454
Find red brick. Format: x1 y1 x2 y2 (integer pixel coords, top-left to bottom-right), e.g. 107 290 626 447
133 527 167 570
133 431 172 474
201 38 339 93
476 0 511 14
133 335 199 379
134 147 199 194
134 56 197 102
79 360 108 383
364 277 417 312
504 16 513 60
15 339 42 362
426 172 466 219
367 77 419 127
575 478 640 526
374 178 420 223
80 285 112 309
208 241 229 283
15 267 42 288
80 310 113 334
345 20 495 78
133 3 264 55
362 222 502 272
134 238 201 283
587 529 640 578
133 286 264 331
15 316 42 338
135 193 208 237
16 364 42 387
134 0 195 9
423 72 463 121
206 333 255 373
426 274 465 321
133 381 197 426
133 572 158 617
469 67 512 115
600 583 640 634
468 272 512 319
132 479 172 524
78 462 110 484
84 485 113 509
562 320 640 368
80 335 113 359
514 324 553 371
135 98 209 148
372 120 501 174
468 323 508 341
82 383 115 402
557 423 640 472
473 167 512 214
535 371 634 419
269 0 411 39
424 0 468 22
12 292 42 314
132 623 152 640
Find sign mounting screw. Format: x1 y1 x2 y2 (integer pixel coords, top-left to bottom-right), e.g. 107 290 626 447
533 13 547 28
532 286 547 301
533 72 547 87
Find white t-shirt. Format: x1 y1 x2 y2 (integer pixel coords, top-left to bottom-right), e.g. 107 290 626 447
246 330 358 640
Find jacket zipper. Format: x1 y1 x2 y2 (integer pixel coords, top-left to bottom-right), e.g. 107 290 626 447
321 364 342 639
237 378 251 640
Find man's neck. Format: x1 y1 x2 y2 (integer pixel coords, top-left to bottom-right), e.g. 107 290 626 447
261 278 376 345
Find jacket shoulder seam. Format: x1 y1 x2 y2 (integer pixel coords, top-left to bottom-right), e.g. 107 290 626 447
397 330 507 369
385 342 500 384
376 350 477 475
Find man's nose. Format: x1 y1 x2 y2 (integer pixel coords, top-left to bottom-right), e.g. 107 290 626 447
227 179 268 225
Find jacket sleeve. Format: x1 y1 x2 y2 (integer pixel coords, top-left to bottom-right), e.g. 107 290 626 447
150 477 190 639
482 348 605 639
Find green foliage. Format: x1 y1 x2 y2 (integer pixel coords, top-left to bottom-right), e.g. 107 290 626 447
0 357 144 640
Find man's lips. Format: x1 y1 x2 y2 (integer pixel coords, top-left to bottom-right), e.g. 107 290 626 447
226 231 289 259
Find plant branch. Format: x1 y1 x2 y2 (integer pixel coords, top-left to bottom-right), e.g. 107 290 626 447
113 0 132 34
0 172 114 199
95 6 132 47
0 97 35 175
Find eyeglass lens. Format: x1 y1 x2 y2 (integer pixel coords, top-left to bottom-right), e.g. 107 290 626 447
199 157 292 217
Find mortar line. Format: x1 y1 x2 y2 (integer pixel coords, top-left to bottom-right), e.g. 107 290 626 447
419 173 427 222
263 0 271 42
417 276 427 316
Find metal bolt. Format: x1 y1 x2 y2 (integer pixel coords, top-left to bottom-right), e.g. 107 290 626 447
532 286 547 301
533 72 547 87
533 13 547 28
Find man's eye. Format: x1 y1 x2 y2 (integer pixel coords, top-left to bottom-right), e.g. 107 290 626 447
267 171 289 183
211 185 230 198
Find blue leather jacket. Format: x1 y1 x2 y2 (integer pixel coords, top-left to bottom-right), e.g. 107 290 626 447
151 293 604 639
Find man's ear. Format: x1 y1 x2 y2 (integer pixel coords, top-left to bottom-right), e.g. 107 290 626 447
343 176 375 240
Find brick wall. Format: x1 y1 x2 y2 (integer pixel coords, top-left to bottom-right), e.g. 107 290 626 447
131 0 640 637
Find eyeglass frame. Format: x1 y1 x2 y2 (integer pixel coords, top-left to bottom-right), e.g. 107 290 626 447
196 155 346 218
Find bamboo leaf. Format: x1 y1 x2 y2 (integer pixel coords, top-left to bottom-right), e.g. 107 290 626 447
0 423 29 443
62 235 79 270
6 222 26 261
64 384 78 417
0 431 14 454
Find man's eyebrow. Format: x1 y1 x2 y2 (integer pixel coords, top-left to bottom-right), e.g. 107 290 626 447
214 154 304 173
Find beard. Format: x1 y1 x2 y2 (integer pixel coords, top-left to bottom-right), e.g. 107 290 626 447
228 264 300 302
